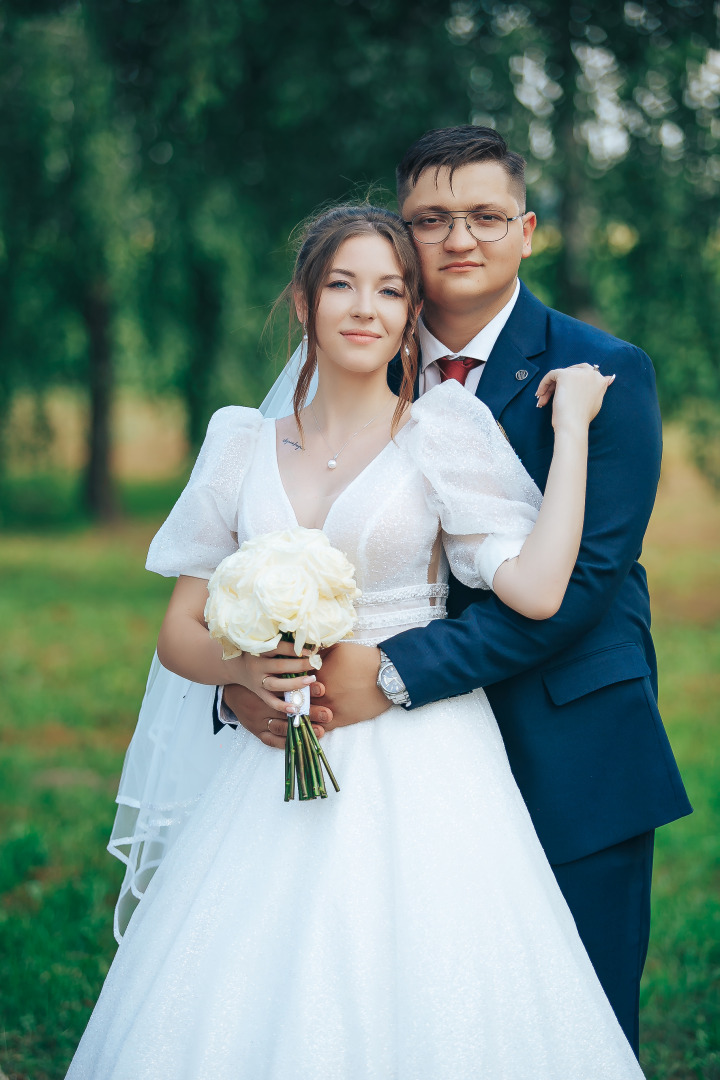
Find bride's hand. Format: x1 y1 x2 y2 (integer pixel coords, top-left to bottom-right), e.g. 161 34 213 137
236 640 318 714
535 364 615 432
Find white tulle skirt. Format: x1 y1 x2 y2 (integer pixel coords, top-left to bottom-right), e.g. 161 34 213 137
66 689 643 1080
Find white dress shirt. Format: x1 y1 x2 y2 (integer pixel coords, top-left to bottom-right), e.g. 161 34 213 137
417 279 520 396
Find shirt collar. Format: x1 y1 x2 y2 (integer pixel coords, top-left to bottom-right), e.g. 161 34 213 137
418 279 521 371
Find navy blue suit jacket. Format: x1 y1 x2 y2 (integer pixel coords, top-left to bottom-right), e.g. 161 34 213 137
384 282 691 866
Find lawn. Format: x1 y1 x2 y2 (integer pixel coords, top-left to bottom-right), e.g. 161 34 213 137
0 433 718 1079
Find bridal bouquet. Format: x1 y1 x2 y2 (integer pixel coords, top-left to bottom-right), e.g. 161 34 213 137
205 527 361 801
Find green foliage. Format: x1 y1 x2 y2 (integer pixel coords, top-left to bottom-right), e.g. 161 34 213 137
0 1 719 500
0 516 173 1077
0 471 186 530
639 622 720 1080
0 824 48 894
0 10 131 392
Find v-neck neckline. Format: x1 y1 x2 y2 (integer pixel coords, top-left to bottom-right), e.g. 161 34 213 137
269 418 406 533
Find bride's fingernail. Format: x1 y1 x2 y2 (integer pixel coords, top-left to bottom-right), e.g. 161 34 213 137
303 675 316 684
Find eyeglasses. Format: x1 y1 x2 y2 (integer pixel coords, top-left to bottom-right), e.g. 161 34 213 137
404 210 525 245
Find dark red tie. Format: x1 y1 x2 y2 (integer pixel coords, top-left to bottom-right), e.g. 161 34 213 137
437 355 483 386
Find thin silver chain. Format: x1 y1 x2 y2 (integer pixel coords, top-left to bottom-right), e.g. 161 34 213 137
309 402 385 468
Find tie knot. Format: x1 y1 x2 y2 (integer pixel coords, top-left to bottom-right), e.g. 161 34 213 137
437 355 483 387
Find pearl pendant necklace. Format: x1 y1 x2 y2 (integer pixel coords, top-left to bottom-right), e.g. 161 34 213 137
310 402 385 470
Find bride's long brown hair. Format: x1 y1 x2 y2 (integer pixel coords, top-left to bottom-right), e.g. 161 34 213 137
274 205 422 440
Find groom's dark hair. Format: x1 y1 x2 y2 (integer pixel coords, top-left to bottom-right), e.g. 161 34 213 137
396 126 526 209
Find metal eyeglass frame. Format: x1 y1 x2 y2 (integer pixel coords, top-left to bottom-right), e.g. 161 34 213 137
404 211 525 244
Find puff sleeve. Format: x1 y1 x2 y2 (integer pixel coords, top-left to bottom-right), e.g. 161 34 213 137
404 380 542 590
146 406 264 579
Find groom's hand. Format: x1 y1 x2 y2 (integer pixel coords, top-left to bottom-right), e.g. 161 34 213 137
222 683 332 750
318 644 391 730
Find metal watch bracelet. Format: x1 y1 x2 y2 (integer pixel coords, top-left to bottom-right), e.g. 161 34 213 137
377 650 411 707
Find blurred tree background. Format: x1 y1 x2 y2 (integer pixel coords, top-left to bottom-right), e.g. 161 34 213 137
0 0 718 520
1 6 719 1079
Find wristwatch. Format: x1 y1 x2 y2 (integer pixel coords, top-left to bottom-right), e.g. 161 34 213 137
377 650 411 707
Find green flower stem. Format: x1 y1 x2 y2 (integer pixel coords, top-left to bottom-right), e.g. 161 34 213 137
285 747 295 802
300 718 322 798
278 635 340 801
293 722 310 800
299 720 316 797
284 727 295 802
303 716 328 798
305 719 341 793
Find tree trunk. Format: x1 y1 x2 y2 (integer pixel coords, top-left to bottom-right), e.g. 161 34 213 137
82 279 119 520
182 254 222 450
552 3 596 321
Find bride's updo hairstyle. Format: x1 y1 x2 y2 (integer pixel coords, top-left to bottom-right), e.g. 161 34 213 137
282 204 422 438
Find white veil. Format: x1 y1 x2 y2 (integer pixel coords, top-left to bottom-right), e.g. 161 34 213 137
259 339 316 419
109 345 312 940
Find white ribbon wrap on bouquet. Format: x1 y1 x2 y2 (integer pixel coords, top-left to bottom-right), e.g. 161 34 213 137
284 684 311 724
109 343 313 940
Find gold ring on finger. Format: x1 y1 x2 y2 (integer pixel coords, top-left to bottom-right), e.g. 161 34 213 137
266 718 273 732
261 675 271 689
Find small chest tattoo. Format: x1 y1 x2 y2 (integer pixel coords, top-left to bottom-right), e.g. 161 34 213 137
282 438 304 452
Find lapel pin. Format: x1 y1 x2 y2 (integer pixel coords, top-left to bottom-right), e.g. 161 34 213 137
515 369 529 381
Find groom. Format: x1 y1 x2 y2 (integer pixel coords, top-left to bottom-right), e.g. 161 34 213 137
224 126 691 1054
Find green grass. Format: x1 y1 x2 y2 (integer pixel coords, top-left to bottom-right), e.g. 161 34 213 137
0 514 176 1079
0 469 718 1079
0 471 187 531
639 623 720 1080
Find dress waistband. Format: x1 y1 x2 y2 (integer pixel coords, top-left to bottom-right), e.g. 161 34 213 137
351 583 448 643
358 583 449 606
354 606 447 632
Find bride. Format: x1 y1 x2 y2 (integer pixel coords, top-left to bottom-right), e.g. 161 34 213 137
66 204 642 1079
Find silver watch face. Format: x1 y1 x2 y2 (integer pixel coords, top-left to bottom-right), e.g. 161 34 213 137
379 663 405 696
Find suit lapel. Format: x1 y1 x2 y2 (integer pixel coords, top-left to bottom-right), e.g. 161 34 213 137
474 338 539 421
475 282 548 421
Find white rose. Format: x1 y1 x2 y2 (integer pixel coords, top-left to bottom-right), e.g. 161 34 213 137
205 527 361 658
205 583 281 658
299 594 358 652
314 546 361 601
205 555 280 657
254 561 319 629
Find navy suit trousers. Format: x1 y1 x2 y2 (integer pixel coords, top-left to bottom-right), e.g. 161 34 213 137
552 831 655 1057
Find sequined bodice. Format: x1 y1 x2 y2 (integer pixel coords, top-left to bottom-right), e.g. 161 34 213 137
240 420 450 644
146 380 543 644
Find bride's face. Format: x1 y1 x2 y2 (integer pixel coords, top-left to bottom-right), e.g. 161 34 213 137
312 234 410 376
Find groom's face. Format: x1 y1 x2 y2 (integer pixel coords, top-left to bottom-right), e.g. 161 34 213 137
400 162 535 318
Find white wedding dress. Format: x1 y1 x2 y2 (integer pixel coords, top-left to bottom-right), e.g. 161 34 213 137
66 380 643 1079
